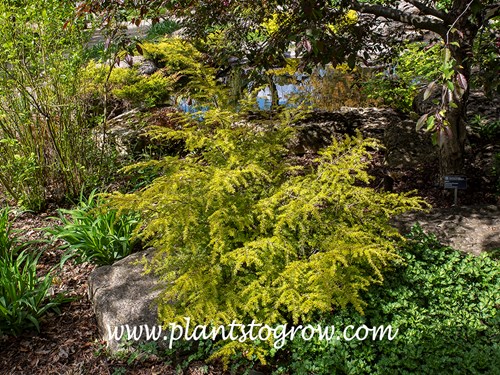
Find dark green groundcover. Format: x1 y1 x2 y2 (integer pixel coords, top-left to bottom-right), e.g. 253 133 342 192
272 225 500 374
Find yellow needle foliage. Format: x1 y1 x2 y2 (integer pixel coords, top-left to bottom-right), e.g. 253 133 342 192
108 105 427 361
263 9 358 36
327 10 358 34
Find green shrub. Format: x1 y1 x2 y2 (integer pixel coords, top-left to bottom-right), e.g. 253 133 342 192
0 0 111 210
82 38 227 113
363 42 442 113
107 105 426 362
0 207 68 335
47 190 140 266
81 62 173 110
273 225 500 374
145 19 181 41
140 38 225 105
113 71 173 107
0 139 44 211
469 115 500 141
141 38 205 73
472 19 500 95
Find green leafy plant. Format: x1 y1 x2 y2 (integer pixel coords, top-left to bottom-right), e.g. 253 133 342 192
107 104 426 362
469 115 500 141
84 41 107 62
81 37 224 113
0 207 68 335
472 19 500 95
140 38 226 105
0 0 112 210
111 367 127 375
363 42 442 113
47 190 140 266
0 139 44 211
113 71 173 108
145 19 181 41
81 62 174 110
273 225 500 374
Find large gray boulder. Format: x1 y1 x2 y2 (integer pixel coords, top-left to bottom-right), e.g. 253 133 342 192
88 248 165 352
94 107 186 158
93 109 148 158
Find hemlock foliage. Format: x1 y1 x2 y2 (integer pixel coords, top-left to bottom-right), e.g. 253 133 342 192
108 105 427 361
109 226 500 373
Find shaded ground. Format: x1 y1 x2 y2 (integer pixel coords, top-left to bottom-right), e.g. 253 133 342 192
393 205 500 255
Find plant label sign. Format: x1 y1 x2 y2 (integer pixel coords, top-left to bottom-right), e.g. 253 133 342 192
444 175 466 205
444 176 467 190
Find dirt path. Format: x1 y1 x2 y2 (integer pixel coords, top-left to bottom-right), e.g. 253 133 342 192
393 204 500 255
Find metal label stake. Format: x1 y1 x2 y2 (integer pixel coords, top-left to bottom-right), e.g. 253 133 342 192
444 176 467 205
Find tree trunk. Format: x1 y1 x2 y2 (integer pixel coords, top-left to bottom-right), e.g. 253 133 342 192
267 74 279 110
438 40 473 178
439 85 468 176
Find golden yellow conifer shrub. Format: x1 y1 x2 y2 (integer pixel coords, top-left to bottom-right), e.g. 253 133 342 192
108 103 427 362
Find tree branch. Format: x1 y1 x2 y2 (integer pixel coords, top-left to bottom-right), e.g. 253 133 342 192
404 0 450 22
351 1 447 37
483 4 500 22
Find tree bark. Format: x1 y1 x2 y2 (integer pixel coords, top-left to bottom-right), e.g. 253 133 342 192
439 94 467 176
438 0 478 177
267 74 280 110
438 43 473 177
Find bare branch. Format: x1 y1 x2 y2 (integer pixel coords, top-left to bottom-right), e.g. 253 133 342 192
404 0 450 22
351 1 447 37
445 0 474 44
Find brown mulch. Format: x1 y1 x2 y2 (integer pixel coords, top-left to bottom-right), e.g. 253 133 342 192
0 211 226 375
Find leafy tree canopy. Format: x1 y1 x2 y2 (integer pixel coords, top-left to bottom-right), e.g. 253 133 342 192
79 1 498 68
78 0 499 175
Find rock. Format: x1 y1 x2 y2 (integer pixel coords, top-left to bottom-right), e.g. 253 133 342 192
467 90 500 127
137 59 159 75
113 55 145 69
290 107 401 154
290 111 352 154
288 107 439 190
171 27 188 38
110 55 159 76
94 107 187 158
94 109 149 158
88 248 164 352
